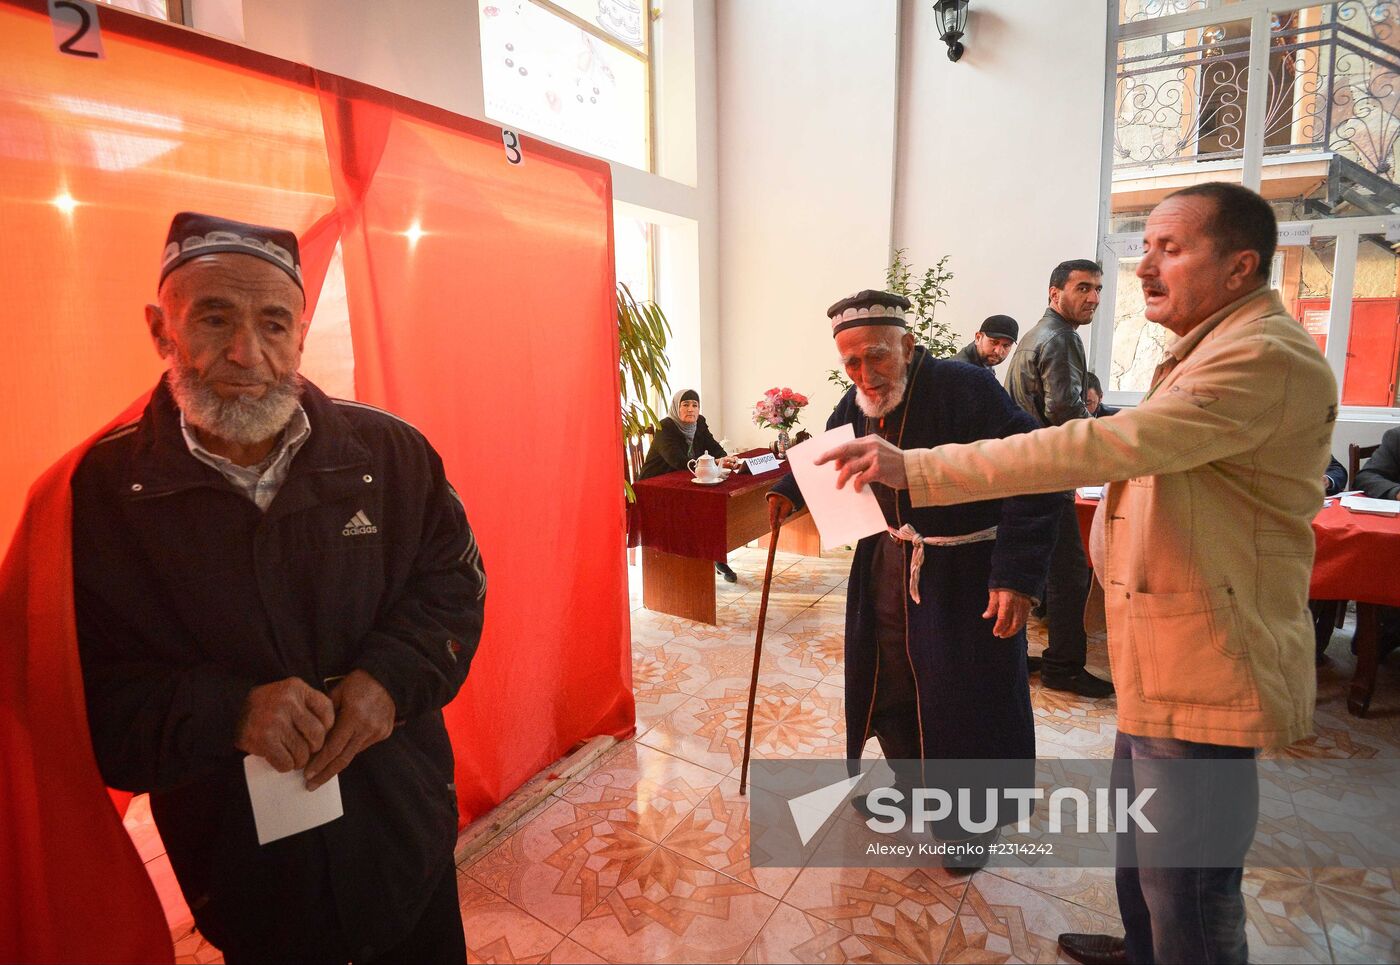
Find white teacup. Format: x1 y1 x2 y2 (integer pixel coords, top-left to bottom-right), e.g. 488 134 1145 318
688 453 722 481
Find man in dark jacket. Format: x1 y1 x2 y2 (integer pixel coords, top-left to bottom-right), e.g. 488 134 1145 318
1356 426 1400 500
1082 371 1120 418
73 213 486 963
1004 259 1113 698
768 291 1058 861
955 314 1019 369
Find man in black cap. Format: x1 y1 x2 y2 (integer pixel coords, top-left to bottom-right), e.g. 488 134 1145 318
955 314 1019 369
1005 259 1113 699
767 291 1058 862
72 212 485 962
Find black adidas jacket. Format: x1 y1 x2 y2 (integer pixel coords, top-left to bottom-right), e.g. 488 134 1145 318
71 376 485 959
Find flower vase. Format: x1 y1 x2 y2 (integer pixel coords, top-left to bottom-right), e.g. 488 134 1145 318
775 428 790 460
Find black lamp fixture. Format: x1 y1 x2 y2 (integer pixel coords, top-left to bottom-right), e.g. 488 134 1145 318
934 0 969 62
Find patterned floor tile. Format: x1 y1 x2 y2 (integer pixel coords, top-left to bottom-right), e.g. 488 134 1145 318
661 777 803 900
982 866 1119 920
1242 868 1332 964
458 873 569 964
568 847 779 964
1317 882 1400 964
122 794 166 864
172 923 223 965
542 937 608 963
466 796 656 935
739 902 917 964
945 871 1121 964
637 674 825 775
560 742 725 843
145 852 193 931
1310 866 1400 906
633 684 693 742
783 863 967 963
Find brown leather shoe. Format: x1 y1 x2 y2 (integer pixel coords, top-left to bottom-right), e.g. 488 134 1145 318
1057 932 1127 965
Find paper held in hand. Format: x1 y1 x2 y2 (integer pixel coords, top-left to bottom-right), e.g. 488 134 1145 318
785 424 888 550
243 754 344 845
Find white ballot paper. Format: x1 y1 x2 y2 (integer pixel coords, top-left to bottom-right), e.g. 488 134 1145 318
1340 494 1400 517
785 424 889 550
243 754 344 845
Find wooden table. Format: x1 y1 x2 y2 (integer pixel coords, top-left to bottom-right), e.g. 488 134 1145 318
1075 495 1400 717
632 453 816 624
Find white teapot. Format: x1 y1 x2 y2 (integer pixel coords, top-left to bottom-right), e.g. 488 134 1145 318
688 453 723 481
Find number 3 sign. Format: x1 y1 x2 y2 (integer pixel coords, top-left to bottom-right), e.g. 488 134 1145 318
501 129 524 166
49 0 105 60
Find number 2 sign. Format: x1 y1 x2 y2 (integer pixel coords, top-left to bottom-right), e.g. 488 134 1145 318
49 0 105 60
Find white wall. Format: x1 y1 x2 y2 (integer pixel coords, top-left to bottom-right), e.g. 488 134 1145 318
715 0 901 448
894 0 1108 371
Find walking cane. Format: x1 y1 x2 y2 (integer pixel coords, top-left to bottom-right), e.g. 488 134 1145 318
739 511 784 795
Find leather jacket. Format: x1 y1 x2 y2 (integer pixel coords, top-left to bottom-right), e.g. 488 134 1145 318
1006 308 1091 427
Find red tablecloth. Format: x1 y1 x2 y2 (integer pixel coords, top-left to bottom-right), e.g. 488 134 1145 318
632 450 792 562
1311 502 1400 606
1075 495 1400 607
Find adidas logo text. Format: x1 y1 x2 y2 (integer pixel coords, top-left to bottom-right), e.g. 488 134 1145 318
342 510 379 536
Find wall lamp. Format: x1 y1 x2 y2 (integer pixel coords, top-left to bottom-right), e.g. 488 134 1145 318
934 0 969 62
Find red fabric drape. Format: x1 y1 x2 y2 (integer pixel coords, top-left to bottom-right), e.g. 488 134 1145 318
315 74 633 817
1 2 631 959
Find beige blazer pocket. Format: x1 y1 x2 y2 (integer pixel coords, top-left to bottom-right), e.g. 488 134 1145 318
1128 585 1261 710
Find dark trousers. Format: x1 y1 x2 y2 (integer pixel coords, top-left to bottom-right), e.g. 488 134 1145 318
1042 495 1091 678
221 860 465 965
1113 732 1257 965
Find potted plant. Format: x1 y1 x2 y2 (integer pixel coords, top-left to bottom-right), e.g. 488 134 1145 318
618 282 671 502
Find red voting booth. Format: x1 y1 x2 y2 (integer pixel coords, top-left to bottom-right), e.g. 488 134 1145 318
0 2 634 960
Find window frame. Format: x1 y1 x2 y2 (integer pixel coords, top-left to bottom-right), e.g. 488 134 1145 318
519 0 657 172
1097 0 1400 421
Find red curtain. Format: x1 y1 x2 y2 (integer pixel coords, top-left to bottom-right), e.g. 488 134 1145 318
0 2 632 960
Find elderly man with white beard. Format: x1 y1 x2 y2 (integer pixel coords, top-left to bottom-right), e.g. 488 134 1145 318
70 213 486 963
767 290 1059 864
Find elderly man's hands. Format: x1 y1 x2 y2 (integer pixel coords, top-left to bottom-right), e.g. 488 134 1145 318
235 677 335 773
304 670 396 791
984 589 1033 639
815 434 908 492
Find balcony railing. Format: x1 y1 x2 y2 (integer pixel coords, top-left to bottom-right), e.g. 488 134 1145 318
1114 1 1400 207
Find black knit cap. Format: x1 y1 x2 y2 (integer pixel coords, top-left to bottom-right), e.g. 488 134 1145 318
978 314 1019 341
827 290 911 336
679 389 699 403
159 212 304 291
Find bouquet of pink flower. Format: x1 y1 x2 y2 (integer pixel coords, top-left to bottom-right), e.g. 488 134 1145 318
752 386 809 431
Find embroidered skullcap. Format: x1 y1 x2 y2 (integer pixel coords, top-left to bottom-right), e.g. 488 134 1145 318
159 212 303 291
827 290 911 336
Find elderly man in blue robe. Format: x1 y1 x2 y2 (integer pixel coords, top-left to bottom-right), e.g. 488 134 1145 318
769 291 1058 858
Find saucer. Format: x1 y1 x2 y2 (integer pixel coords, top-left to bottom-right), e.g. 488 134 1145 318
691 476 725 485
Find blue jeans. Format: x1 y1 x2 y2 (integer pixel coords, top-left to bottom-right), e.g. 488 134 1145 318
1113 731 1257 965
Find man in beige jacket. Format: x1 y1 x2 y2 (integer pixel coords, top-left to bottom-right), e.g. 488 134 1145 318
818 183 1336 965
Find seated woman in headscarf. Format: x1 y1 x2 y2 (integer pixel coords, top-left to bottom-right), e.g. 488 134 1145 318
639 388 743 582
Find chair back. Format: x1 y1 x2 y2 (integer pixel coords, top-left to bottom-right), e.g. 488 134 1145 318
1349 442 1381 488
626 425 654 485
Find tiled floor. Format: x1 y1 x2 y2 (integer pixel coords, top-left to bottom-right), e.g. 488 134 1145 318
127 544 1400 964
